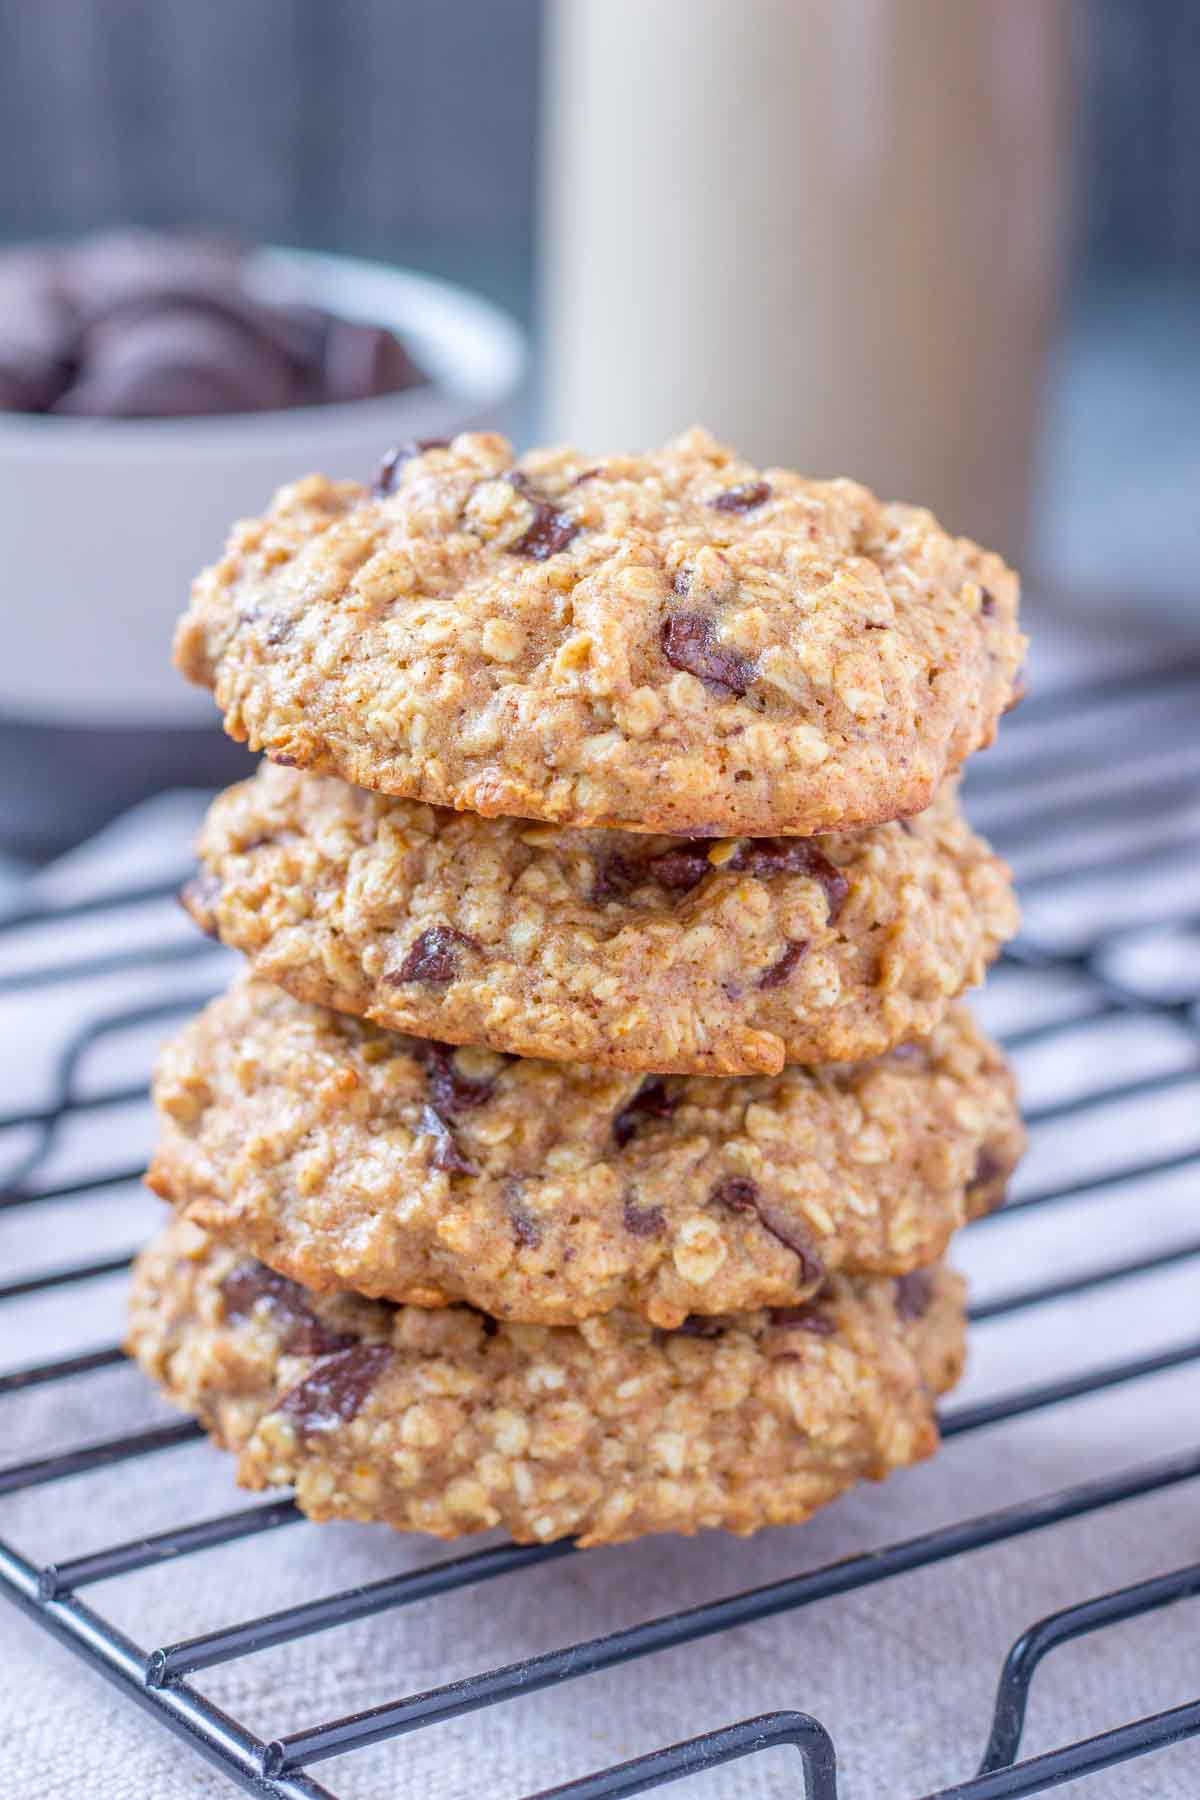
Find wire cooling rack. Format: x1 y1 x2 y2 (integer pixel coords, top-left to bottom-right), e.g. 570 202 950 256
1 656 1199 1798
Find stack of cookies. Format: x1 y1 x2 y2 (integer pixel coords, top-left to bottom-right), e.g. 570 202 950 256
128 429 1027 1548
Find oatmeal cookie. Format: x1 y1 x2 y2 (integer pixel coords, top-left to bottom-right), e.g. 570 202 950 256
174 429 1024 837
183 764 1016 1074
127 1218 966 1546
147 977 1023 1328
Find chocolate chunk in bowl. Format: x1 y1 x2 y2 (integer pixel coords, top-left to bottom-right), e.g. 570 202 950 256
0 230 427 418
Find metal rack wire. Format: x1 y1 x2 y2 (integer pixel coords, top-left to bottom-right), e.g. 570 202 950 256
2 658 1199 1798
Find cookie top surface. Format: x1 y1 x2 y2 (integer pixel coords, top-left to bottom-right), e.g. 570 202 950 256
127 1218 965 1545
185 764 1017 1074
174 429 1025 836
148 976 1023 1328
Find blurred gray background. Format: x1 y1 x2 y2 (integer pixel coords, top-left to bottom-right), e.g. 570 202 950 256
1 0 1198 622
4 1 1199 315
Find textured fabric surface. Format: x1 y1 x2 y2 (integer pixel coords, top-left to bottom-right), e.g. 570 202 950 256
2 681 1198 1798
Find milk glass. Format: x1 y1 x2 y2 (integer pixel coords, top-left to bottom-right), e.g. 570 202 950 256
542 0 1071 562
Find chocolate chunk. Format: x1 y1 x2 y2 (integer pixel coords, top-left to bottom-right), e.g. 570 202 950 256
322 318 421 405
178 871 222 936
0 251 78 411
279 1343 392 1432
671 1315 725 1339
264 613 294 646
759 940 809 989
970 1148 1003 1189
220 1261 354 1356
769 1303 836 1335
980 588 996 617
661 612 755 697
894 1270 935 1321
56 309 297 417
968 1147 1010 1212
613 1077 678 1147
414 1041 496 1115
709 480 771 514
373 438 451 497
754 1207 824 1281
623 1196 667 1238
734 842 848 922
594 844 716 903
505 472 580 561
221 1261 303 1324
646 847 712 892
593 854 641 904
0 230 426 419
712 1178 824 1282
510 1200 543 1249
417 1104 474 1175
511 503 579 560
392 926 480 984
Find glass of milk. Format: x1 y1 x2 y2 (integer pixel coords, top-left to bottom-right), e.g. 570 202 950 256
541 0 1071 564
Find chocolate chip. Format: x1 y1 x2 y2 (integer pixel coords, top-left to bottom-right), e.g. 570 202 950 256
970 1148 1002 1189
414 1041 496 1115
221 1261 301 1323
613 1077 678 1147
55 308 297 417
595 845 712 902
178 871 221 936
733 841 848 922
374 437 451 497
968 1147 1010 1212
769 1303 836 1335
894 1270 935 1321
759 940 808 989
392 926 480 984
417 1104 474 1175
709 480 771 514
0 231 426 420
510 1200 543 1249
593 854 641 905
270 753 302 768
712 1176 760 1216
980 588 996 617
623 1196 666 1238
711 1178 824 1282
286 1316 359 1357
323 319 421 405
264 614 293 646
220 1261 355 1356
279 1342 392 1432
661 612 755 697
505 473 580 561
645 847 712 892
671 1315 725 1339
756 1209 824 1281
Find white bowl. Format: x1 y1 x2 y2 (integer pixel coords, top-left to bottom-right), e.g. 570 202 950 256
0 247 527 730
